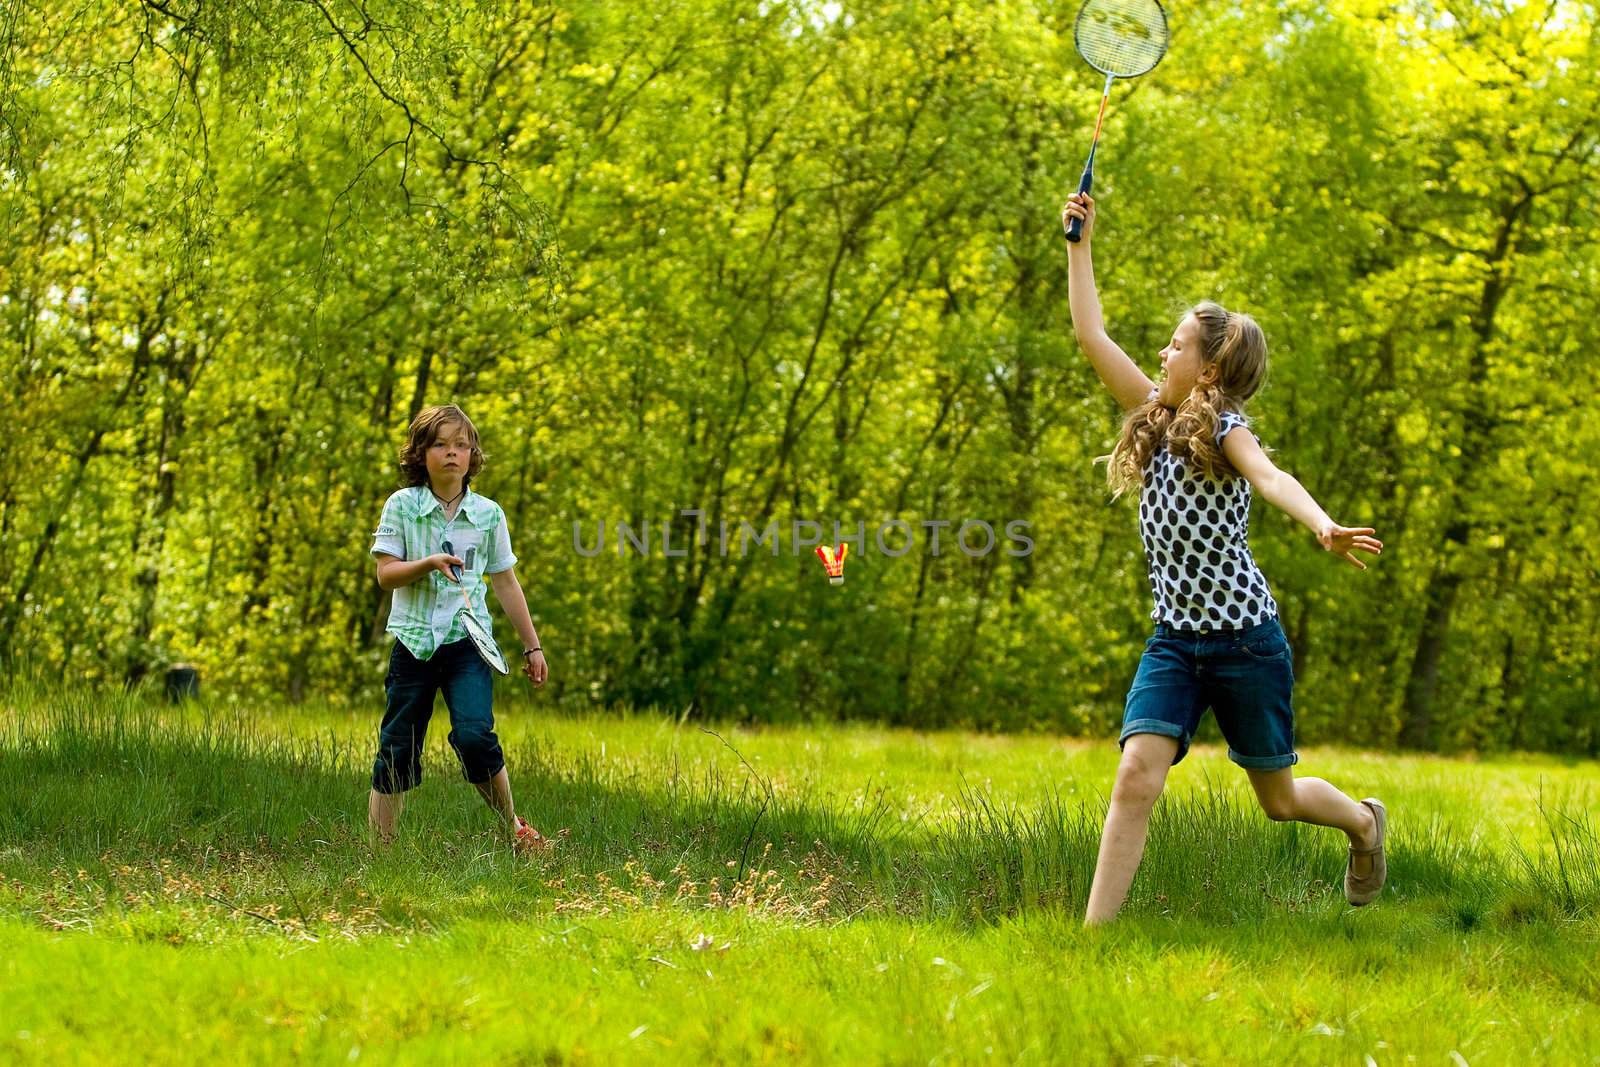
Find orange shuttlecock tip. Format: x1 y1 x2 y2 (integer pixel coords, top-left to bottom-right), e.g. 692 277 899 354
814 543 848 585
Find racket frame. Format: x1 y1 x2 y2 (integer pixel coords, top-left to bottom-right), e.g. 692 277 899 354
1064 0 1169 245
441 538 510 675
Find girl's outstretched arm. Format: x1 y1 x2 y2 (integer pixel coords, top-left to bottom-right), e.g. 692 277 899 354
1062 193 1155 412
1222 428 1384 570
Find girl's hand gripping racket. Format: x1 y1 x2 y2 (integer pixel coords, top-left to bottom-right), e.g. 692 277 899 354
441 538 509 675
1064 0 1169 244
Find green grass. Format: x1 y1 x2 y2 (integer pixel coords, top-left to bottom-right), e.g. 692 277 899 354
2 678 1597 1065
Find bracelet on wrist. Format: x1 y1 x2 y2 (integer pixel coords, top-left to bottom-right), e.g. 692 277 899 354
522 647 541 658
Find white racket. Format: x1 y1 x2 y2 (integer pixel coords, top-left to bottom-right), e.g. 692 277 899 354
1063 0 1170 244
442 538 508 674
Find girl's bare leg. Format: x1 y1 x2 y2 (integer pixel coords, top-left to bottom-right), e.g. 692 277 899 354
1245 769 1376 840
1085 733 1182 925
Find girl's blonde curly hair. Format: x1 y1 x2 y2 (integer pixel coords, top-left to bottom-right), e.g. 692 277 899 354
1103 302 1268 498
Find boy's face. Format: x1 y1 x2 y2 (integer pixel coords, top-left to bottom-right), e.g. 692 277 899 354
425 421 473 486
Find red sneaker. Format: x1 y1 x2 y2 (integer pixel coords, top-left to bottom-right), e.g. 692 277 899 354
513 815 550 854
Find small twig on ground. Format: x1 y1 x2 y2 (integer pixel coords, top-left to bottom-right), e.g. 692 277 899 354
262 844 312 929
700 726 775 883
198 889 316 939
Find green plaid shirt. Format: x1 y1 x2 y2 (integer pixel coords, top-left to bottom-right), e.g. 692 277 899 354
370 487 518 660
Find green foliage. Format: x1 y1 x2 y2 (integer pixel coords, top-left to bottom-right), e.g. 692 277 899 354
2 0 1597 750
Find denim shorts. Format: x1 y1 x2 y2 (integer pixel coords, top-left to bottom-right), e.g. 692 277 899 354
372 638 505 794
1119 616 1299 771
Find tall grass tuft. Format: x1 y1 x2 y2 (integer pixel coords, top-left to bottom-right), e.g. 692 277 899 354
1513 785 1600 919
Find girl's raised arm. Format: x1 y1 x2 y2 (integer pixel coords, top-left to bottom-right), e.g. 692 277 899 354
1063 193 1155 412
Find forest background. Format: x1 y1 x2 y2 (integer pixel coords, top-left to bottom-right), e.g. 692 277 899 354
3 0 1596 753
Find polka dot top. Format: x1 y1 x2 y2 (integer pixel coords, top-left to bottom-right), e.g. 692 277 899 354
1138 404 1278 632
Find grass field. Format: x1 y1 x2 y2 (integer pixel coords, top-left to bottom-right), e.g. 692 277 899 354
2 679 1597 1065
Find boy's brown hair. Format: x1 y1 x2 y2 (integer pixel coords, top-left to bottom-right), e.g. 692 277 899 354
398 404 485 488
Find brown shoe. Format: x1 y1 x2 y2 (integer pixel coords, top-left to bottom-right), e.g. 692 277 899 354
1344 798 1387 906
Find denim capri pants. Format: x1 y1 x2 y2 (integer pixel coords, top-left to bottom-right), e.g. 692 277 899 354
372 638 505 793
1119 616 1299 771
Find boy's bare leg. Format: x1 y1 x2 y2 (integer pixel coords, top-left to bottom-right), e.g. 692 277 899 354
368 788 405 843
1085 734 1181 926
472 766 517 832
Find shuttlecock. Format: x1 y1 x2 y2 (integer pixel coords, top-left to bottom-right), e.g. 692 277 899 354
814 543 848 585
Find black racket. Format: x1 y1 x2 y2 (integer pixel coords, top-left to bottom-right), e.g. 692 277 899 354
1064 0 1170 244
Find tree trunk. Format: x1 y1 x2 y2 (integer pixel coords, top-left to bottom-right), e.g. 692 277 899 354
0 325 152 662
125 335 207 685
1398 191 1529 747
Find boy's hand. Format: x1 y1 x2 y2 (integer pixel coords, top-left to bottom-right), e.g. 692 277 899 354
1317 523 1383 570
427 553 465 582
1062 193 1096 243
522 649 548 687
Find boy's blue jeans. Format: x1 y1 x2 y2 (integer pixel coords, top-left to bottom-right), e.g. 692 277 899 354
372 638 505 794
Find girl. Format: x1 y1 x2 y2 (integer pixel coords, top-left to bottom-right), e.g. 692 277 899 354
368 403 554 853
1061 193 1387 924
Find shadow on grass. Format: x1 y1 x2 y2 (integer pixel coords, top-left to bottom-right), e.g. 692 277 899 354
1 684 1593 938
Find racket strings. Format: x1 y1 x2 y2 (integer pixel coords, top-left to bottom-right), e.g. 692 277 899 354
1075 0 1169 78
461 608 508 673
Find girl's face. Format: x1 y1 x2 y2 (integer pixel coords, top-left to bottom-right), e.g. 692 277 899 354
1157 314 1210 408
425 421 473 486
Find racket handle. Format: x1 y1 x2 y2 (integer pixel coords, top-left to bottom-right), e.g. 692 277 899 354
441 539 463 583
1065 167 1094 245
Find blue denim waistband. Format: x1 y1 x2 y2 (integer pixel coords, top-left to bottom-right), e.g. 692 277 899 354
1154 616 1279 640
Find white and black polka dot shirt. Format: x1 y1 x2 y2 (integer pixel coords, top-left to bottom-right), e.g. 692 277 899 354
1138 405 1278 632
